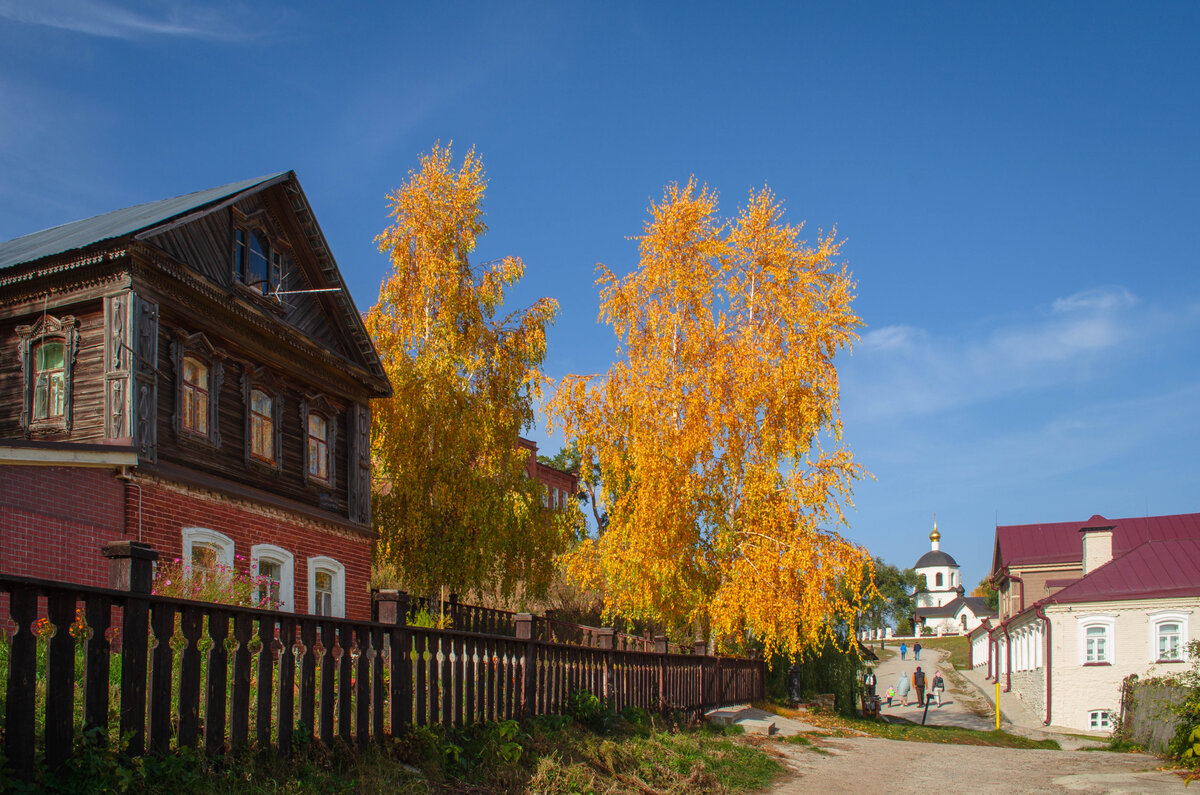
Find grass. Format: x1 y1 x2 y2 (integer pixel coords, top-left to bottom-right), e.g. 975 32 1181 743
906 636 971 670
523 721 781 794
3 711 783 794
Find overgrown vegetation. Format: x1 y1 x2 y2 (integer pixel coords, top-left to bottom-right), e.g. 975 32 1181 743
764 634 865 716
1166 640 1200 782
0 688 781 794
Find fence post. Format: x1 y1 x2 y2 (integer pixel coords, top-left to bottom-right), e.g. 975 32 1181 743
655 635 668 711
693 637 707 714
103 541 157 756
516 613 537 717
597 628 615 707
448 591 459 630
381 591 411 736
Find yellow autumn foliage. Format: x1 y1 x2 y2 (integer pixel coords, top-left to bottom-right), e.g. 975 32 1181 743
548 179 873 658
367 144 574 601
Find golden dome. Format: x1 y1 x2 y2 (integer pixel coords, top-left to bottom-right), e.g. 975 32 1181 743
930 521 940 542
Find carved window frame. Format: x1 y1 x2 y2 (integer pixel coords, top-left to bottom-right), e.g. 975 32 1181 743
307 555 345 618
16 314 80 437
299 393 338 488
251 543 295 612
231 206 291 302
241 364 284 474
170 331 224 449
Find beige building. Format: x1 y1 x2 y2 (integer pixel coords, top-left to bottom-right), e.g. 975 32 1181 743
971 513 1200 732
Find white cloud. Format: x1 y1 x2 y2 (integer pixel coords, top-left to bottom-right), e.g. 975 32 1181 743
1052 286 1138 314
860 324 921 352
0 0 267 42
841 285 1171 421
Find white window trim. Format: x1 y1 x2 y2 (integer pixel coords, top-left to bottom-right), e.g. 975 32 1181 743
1088 709 1112 731
181 527 235 576
1148 609 1190 662
307 556 346 618
1077 613 1116 665
250 544 295 612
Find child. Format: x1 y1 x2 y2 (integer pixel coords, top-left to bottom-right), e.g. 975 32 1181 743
886 686 895 707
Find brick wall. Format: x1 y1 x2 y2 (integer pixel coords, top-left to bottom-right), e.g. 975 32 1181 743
0 465 374 621
129 474 373 621
0 465 125 585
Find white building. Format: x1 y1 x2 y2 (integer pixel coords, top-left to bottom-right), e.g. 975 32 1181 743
970 513 1200 732
914 522 961 609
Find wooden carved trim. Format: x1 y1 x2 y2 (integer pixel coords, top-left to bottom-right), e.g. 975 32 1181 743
299 392 340 489
169 329 224 449
241 363 284 474
15 313 80 437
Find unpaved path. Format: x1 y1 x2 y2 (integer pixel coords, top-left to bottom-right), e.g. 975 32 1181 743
871 646 994 730
760 736 1187 794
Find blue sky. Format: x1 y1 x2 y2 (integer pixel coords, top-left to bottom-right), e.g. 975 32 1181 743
2 1 1198 590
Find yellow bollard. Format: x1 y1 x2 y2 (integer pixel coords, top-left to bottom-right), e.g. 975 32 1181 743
995 680 1000 730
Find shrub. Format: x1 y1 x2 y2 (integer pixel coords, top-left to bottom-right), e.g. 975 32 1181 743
152 556 278 610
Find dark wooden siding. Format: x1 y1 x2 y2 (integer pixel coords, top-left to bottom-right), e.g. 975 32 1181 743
154 305 349 517
146 209 233 288
69 305 107 443
0 302 106 443
0 316 25 439
144 193 345 356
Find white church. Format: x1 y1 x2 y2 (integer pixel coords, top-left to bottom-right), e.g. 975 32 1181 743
912 522 995 635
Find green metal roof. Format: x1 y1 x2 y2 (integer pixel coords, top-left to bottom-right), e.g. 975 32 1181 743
0 172 287 270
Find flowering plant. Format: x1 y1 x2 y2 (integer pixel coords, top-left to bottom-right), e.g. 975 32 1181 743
153 555 280 610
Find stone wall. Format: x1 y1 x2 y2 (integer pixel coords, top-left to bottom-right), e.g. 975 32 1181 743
1124 680 1188 755
1010 668 1046 721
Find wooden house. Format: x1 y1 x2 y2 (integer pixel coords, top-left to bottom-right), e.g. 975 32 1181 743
0 172 391 620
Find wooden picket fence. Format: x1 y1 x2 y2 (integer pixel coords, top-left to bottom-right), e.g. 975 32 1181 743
0 549 764 782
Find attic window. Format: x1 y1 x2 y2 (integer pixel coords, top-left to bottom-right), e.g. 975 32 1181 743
232 222 287 298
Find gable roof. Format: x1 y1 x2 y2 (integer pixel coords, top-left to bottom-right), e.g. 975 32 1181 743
0 173 287 271
0 172 390 396
915 595 997 620
1045 538 1200 604
992 512 1200 573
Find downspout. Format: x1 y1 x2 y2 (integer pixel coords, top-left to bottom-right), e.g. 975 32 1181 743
988 629 998 686
117 466 143 543
1003 621 1012 692
1003 571 1025 615
1035 604 1051 726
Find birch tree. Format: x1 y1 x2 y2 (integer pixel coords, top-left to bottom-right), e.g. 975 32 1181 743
367 144 572 601
548 179 872 657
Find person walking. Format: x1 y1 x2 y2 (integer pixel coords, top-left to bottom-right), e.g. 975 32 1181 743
914 641 922 661
900 641 908 661
913 666 926 706
896 671 911 706
886 686 895 707
864 668 877 698
932 670 945 706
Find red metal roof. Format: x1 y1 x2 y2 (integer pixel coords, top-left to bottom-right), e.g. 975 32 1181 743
1045 538 1200 604
992 511 1200 573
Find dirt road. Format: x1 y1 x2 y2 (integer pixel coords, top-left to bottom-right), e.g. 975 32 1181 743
763 735 1188 794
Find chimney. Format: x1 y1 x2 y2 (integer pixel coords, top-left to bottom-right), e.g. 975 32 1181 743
1079 515 1115 575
